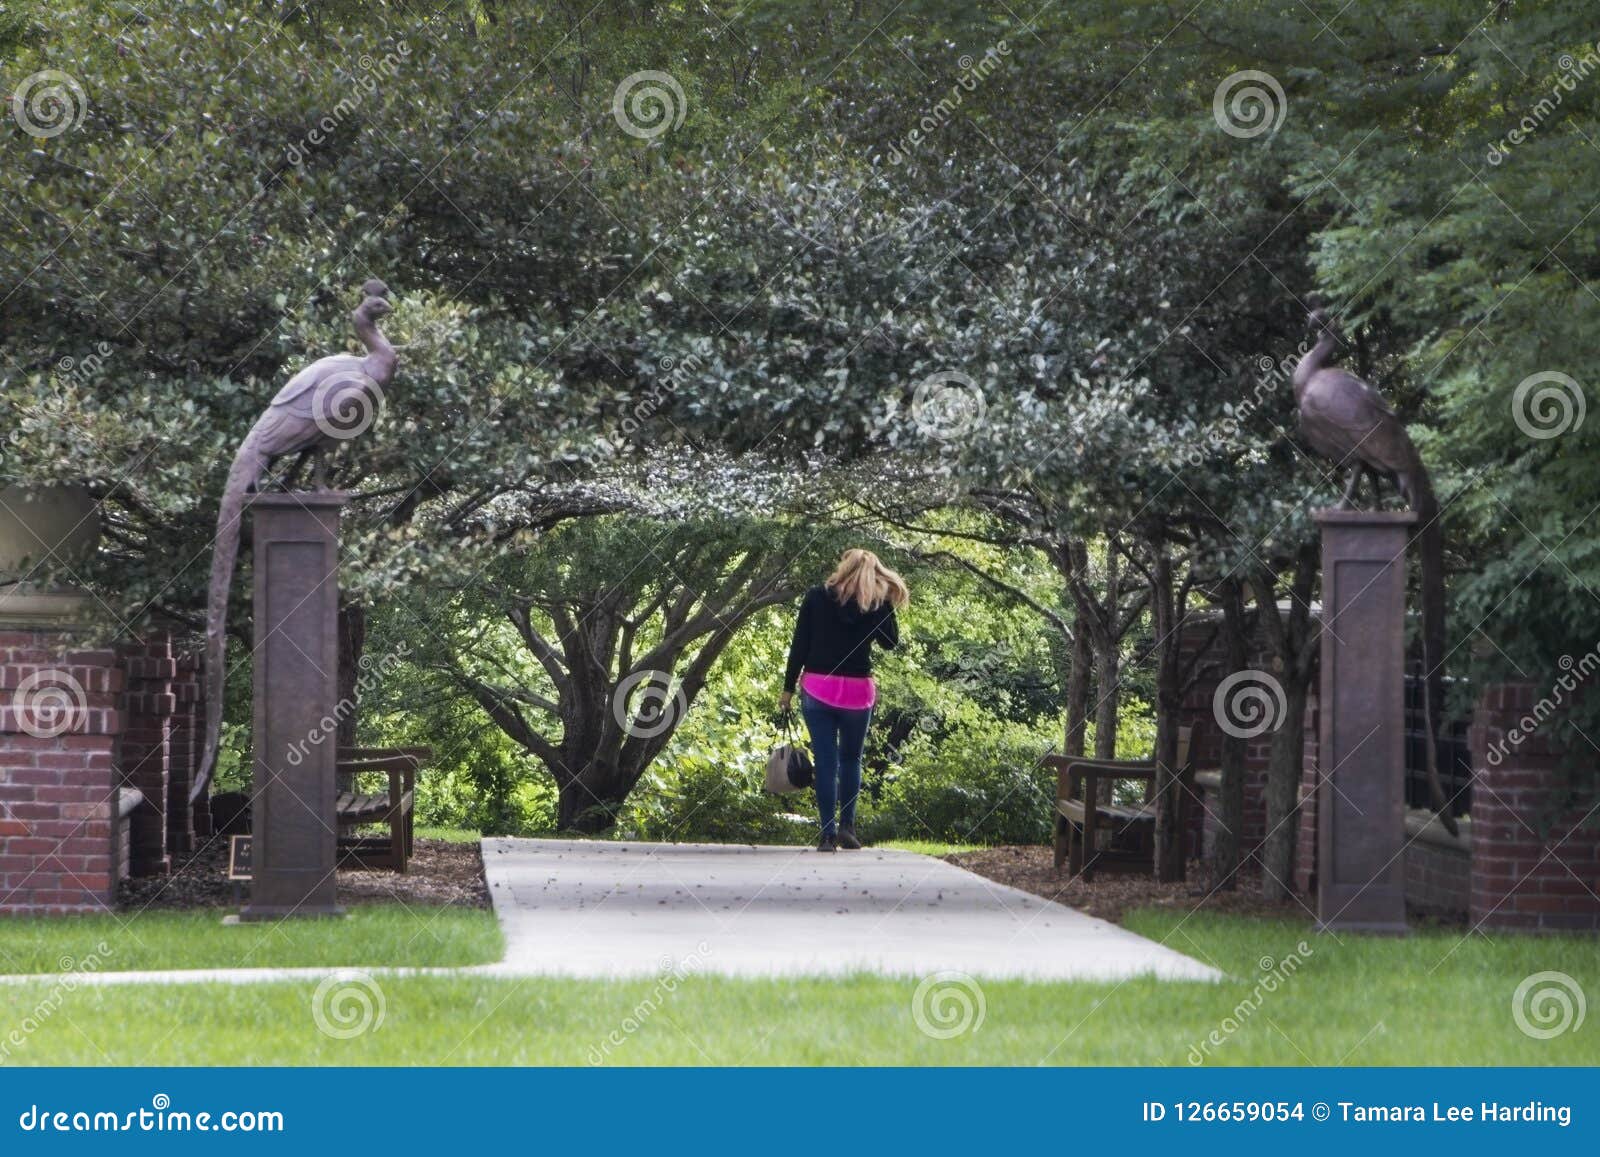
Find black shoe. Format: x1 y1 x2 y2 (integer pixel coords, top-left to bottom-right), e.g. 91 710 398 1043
837 827 862 850
817 833 838 853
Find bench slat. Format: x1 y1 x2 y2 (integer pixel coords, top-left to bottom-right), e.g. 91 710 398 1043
1055 799 1156 825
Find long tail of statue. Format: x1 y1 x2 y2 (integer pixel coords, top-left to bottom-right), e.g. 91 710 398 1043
1414 465 1459 837
190 436 262 805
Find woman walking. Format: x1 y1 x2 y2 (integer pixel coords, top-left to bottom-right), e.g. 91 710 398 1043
781 549 908 852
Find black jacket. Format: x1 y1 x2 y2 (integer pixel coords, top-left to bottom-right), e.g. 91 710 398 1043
784 585 899 692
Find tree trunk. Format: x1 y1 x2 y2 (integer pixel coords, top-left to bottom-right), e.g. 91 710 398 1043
1064 598 1091 759
1150 546 1186 883
1213 579 1249 891
557 777 629 833
1260 677 1308 902
1092 639 1121 760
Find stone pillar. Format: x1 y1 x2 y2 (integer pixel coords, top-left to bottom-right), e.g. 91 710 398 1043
0 595 124 914
1313 510 1412 933
239 492 346 921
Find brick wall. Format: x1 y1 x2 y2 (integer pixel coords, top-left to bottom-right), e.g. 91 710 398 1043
1405 817 1471 917
0 633 124 914
1469 682 1600 932
1293 697 1320 896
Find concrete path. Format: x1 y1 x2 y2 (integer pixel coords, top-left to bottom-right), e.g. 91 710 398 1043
0 839 1219 985
481 838 1220 982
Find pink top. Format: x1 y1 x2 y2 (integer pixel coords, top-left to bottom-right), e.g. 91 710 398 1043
800 672 877 710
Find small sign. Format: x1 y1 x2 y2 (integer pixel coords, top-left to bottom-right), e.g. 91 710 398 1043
227 835 253 881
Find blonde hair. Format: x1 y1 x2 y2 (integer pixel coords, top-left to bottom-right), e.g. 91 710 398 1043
825 549 909 613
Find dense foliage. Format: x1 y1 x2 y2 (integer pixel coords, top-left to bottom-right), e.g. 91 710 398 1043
4 1 1594 852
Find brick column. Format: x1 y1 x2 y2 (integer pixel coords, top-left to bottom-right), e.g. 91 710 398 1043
1470 682 1600 931
117 637 176 877
1294 694 1320 895
0 628 124 914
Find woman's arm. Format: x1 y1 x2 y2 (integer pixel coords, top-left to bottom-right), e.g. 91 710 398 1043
783 593 812 692
876 607 900 650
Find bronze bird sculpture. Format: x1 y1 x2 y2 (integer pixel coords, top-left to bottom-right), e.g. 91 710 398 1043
1292 307 1456 835
190 279 397 804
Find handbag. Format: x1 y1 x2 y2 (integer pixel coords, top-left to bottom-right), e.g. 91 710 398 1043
764 710 814 794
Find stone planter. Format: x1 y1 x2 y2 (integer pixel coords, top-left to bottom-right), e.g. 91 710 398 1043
0 483 99 578
0 484 100 627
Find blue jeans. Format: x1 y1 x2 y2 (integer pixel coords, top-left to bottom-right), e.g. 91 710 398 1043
799 691 872 837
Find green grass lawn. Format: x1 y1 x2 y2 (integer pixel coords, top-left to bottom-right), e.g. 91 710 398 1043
2 908 1594 1065
0 905 502 975
877 839 984 856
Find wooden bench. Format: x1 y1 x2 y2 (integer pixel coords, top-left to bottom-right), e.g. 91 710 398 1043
1046 727 1192 879
334 746 432 873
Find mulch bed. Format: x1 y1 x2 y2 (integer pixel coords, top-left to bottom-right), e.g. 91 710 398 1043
944 845 1308 926
117 837 490 912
